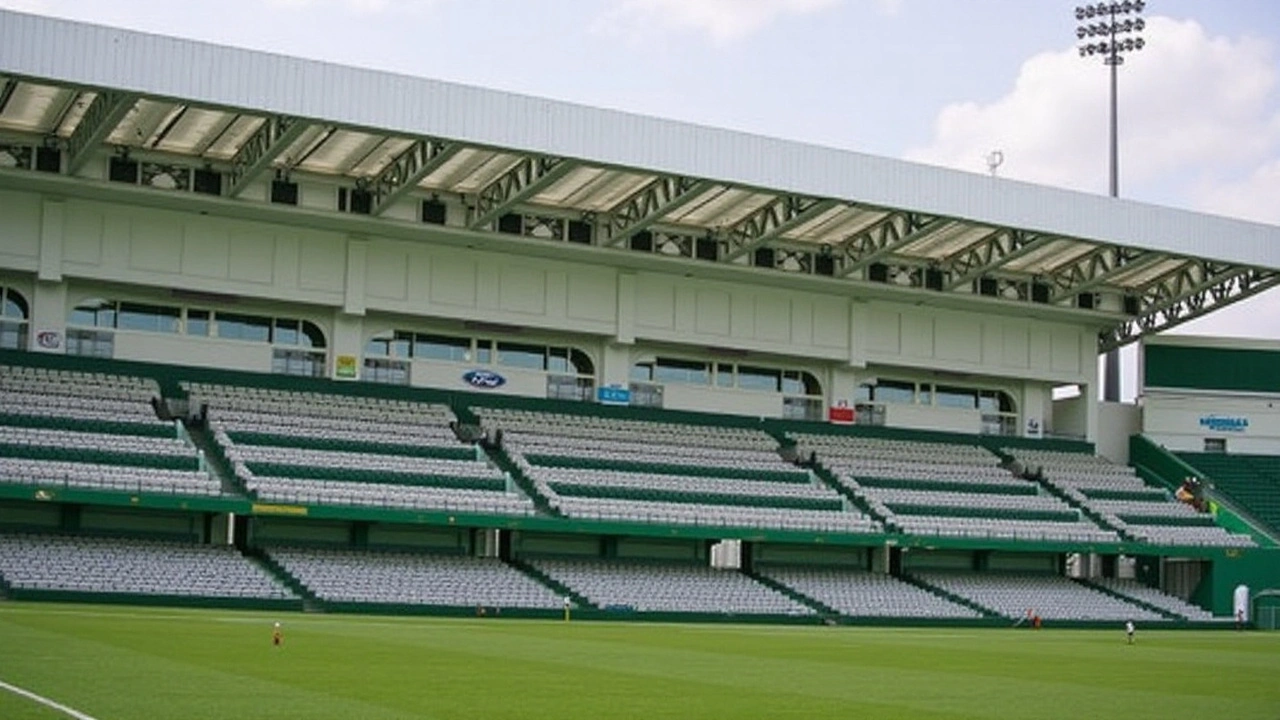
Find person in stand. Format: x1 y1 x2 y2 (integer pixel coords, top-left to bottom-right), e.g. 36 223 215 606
272 622 284 647
1125 620 1135 645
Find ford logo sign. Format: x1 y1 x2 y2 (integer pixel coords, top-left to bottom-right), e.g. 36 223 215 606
462 370 506 389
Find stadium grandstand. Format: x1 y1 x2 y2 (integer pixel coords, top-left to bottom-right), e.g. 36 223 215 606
1 9 1278 628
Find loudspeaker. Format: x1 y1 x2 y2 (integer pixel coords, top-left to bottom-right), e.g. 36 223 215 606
1123 295 1140 315
629 231 653 252
1077 292 1096 310
270 179 298 205
108 157 138 184
695 236 718 261
925 268 944 291
193 168 222 196
349 189 371 215
497 213 523 234
421 199 447 225
753 247 775 268
978 277 998 297
567 219 592 244
814 254 835 276
35 147 61 173
1031 282 1051 304
868 263 889 283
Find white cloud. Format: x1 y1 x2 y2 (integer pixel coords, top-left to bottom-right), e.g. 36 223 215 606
905 16 1280 202
594 0 843 45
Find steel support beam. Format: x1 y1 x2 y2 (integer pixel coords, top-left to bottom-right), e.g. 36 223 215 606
65 91 139 175
604 176 713 247
1100 268 1280 351
1045 245 1164 302
469 156 576 230
369 139 460 215
943 229 1050 290
838 212 942 277
722 197 838 261
0 78 16 117
227 116 310 197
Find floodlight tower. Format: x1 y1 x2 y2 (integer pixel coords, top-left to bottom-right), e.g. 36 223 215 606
1075 1 1145 402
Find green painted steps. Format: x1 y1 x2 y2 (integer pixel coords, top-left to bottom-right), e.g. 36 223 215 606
479 443 561 517
900 574 1002 619
745 570 839 619
244 547 319 608
505 557 597 610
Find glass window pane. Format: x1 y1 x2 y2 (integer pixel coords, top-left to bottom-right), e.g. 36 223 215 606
300 322 326 349
273 319 300 346
70 300 114 328
855 383 873 403
117 302 180 333
654 358 708 385
936 386 978 409
475 342 491 364
548 347 570 374
365 335 392 357
630 363 652 382
497 342 547 370
737 366 780 392
187 310 210 336
875 380 915 404
716 363 734 388
216 313 271 342
2 290 28 320
413 333 470 362
570 349 594 376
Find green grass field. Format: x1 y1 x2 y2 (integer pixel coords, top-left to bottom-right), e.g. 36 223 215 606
1 603 1277 720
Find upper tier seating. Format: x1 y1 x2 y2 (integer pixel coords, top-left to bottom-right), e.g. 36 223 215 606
1009 448 1255 548
476 408 881 534
912 572 1164 621
266 546 562 608
0 365 221 497
529 557 810 615
792 433 1118 544
756 565 980 618
1177 452 1280 538
1091 578 1219 621
0 534 293 600
200 385 535 516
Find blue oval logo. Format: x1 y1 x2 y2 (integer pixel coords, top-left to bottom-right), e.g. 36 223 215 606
462 370 506 389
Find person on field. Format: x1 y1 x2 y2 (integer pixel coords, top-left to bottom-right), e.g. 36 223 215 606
1125 620 1135 644
272 622 284 647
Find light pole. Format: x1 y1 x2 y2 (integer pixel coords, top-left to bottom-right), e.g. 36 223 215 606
1076 1 1145 402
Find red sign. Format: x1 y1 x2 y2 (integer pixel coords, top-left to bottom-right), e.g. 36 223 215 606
828 405 855 424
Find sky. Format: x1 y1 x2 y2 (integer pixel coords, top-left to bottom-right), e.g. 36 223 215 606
2 0 1279 399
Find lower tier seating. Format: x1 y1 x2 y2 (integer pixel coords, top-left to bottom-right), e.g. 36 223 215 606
0 458 224 497
0 534 293 600
756 566 980 618
911 572 1164 621
529 558 810 615
1091 578 1219 621
266 547 562 608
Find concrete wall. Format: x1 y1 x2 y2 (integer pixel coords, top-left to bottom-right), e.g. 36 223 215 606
1143 391 1280 454
1096 401 1142 464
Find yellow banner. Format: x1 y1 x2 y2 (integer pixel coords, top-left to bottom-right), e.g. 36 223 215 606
252 503 309 516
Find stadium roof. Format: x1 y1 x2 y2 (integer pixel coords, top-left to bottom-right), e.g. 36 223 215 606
1 9 1278 351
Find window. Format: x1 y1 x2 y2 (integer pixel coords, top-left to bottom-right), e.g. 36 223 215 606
936 386 978 410
1204 438 1227 453
187 310 210 336
783 396 823 421
273 318 300 346
569 349 594 377
299 321 326 349
362 357 409 385
547 374 594 402
737 366 781 393
629 381 664 408
781 371 821 397
116 302 180 333
65 328 113 358
69 299 115 328
631 362 654 382
873 380 915 404
271 348 326 377
497 342 547 370
653 358 709 385
0 287 28 350
716 363 734 388
414 334 470 362
216 313 271 343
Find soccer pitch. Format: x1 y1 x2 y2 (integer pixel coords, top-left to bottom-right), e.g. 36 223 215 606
1 604 1277 720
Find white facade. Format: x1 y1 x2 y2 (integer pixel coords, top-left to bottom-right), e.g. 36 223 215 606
0 185 1100 437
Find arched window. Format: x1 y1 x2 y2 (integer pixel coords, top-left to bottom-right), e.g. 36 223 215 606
0 286 29 350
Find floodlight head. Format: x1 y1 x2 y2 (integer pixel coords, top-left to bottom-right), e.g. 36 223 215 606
1121 0 1133 11
1077 26 1087 39
1134 18 1145 31
1134 0 1144 11
1095 2 1109 15
1076 6 1087 20
1134 37 1145 50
